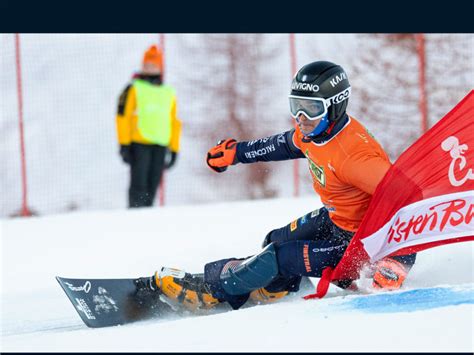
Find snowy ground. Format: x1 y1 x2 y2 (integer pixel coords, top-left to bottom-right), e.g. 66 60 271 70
1 196 473 352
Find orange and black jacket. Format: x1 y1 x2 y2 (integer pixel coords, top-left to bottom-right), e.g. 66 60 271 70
234 114 391 232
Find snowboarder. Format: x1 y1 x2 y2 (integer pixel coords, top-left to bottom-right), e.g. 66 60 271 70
135 61 417 312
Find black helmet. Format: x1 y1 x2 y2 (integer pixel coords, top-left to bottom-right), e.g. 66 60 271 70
289 61 351 126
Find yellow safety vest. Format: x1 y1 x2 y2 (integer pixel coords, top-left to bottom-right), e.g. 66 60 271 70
133 79 175 146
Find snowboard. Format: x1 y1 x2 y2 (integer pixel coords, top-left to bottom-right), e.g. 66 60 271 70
56 276 174 328
57 274 318 328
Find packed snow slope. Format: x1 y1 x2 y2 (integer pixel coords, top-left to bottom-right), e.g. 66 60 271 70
1 197 473 352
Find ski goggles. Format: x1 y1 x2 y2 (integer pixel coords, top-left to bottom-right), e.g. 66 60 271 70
289 87 351 120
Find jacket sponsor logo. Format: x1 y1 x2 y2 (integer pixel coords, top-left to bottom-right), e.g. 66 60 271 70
361 191 474 262
300 215 308 225
329 72 347 87
247 137 270 146
312 242 347 253
323 203 336 212
244 144 276 159
291 82 320 92
311 163 325 187
303 244 312 272
356 133 369 143
441 136 474 187
290 219 298 232
65 281 91 293
305 150 326 187
277 134 286 145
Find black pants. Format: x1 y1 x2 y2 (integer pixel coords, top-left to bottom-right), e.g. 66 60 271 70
259 208 355 293
128 143 166 208
204 208 416 309
263 207 415 292
204 208 355 308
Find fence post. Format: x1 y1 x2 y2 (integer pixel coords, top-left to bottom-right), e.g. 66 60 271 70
416 33 428 134
289 33 299 197
14 33 32 217
158 33 166 207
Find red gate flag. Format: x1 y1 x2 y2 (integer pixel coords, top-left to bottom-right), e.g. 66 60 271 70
307 91 474 299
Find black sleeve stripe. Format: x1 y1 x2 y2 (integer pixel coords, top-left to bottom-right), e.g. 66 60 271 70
117 84 132 115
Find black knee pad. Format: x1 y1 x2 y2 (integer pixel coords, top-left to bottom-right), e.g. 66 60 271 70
204 257 250 310
220 243 279 296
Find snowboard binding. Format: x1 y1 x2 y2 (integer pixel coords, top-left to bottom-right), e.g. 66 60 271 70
134 267 221 312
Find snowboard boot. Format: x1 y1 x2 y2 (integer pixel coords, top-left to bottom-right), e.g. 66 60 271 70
249 287 288 304
136 267 221 312
134 274 163 310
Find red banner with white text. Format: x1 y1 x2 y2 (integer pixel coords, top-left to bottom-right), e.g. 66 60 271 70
331 90 474 285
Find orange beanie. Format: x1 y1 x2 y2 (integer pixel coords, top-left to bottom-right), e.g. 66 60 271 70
143 45 163 71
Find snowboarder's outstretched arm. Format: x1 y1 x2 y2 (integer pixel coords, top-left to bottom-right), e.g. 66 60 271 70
206 129 305 172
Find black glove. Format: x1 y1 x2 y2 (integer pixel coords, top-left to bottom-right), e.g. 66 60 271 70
165 151 178 169
120 145 131 164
